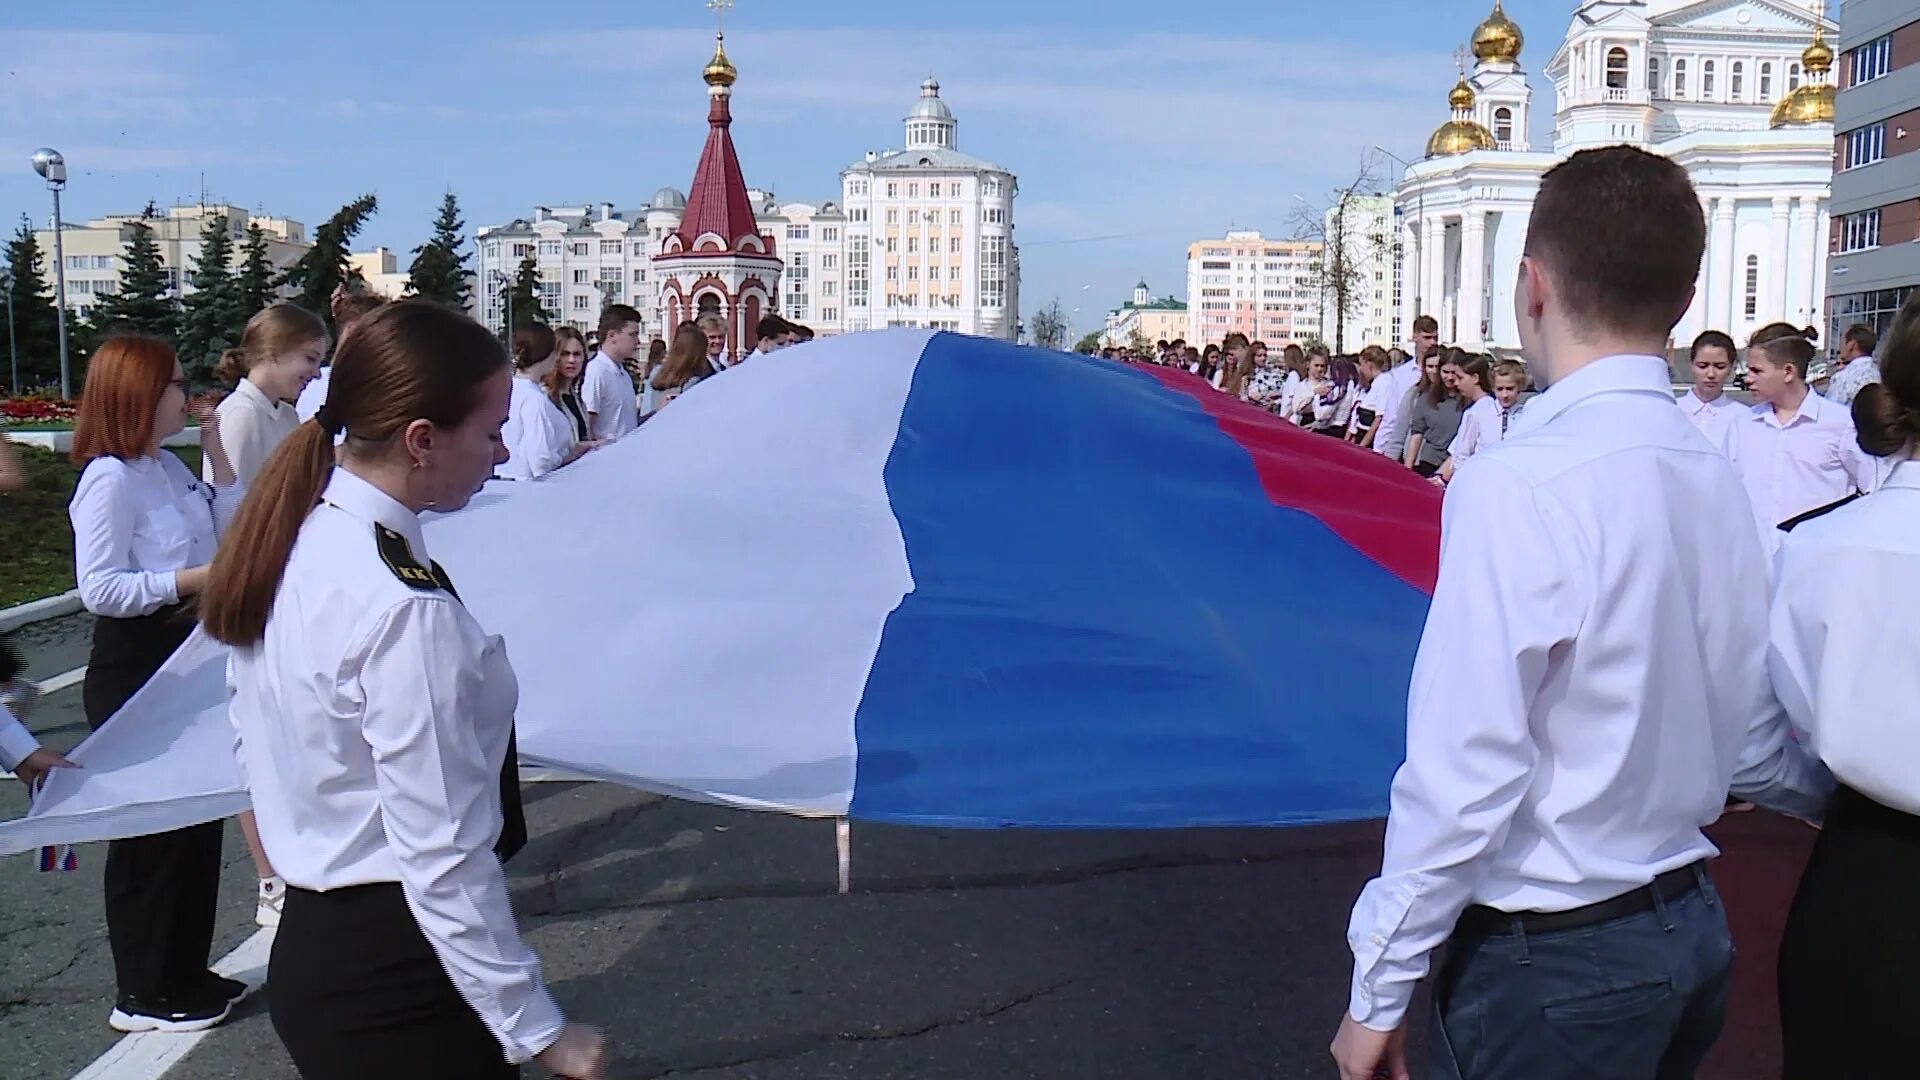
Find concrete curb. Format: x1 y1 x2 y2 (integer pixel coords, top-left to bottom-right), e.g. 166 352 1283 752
0 589 82 634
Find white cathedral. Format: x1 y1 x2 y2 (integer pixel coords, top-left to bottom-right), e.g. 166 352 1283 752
1397 0 1838 353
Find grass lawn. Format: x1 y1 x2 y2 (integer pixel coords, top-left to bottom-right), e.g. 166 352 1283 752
0 442 204 608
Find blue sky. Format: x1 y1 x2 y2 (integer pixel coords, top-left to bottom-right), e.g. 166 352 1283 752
0 0 1572 339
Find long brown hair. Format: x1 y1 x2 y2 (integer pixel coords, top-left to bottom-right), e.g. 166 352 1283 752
651 321 710 392
510 323 555 372
545 326 588 403
201 302 508 646
1855 292 1920 457
71 335 176 465
214 303 329 386
1421 347 1462 408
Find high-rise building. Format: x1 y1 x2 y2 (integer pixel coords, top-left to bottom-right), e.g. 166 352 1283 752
1321 195 1397 351
1392 1 1838 352
33 204 309 315
1185 231 1325 346
1825 0 1920 343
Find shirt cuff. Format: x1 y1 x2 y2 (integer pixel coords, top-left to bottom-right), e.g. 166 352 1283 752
0 706 40 772
1348 969 1414 1032
500 987 568 1064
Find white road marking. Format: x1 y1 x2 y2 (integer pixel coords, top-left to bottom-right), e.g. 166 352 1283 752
69 926 274 1080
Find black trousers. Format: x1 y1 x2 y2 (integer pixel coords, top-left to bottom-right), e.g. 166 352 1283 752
271 883 517 1079
1779 785 1920 1078
83 605 223 1003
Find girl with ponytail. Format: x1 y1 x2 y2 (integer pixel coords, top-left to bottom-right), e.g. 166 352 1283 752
201 301 605 1080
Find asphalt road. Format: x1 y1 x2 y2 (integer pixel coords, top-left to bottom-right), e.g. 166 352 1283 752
1 617 1813 1079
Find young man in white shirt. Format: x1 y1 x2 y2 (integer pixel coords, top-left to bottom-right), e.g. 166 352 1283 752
582 304 641 442
1331 146 1830 1080
1732 329 1882 559
1820 322 1881 406
1679 329 1745 455
1365 316 1437 456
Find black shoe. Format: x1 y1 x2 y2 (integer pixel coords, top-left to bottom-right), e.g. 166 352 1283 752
108 989 233 1033
196 971 250 1004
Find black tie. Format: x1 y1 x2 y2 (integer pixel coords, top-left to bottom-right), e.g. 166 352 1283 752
430 560 528 864
1501 407 1510 436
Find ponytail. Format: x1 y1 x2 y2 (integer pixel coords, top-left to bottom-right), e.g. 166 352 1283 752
201 420 340 646
213 347 250 387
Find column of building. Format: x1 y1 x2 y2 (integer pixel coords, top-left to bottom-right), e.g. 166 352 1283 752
1423 216 1446 327
1769 195 1793 319
1460 210 1488 348
1706 197 1737 333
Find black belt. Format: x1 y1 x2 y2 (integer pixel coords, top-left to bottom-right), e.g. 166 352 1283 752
1455 860 1707 937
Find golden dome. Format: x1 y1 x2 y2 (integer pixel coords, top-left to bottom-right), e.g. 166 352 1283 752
1427 119 1496 157
703 35 737 88
1769 26 1836 127
1448 76 1476 111
1470 1 1524 64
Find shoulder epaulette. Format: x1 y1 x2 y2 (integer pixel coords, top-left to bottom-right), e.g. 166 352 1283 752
374 524 448 593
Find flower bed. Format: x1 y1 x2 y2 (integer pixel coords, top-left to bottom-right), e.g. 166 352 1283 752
0 396 79 429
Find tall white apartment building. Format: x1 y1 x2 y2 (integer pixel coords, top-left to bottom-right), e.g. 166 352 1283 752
1320 194 1397 351
1184 231 1324 347
471 76 1019 342
33 203 309 315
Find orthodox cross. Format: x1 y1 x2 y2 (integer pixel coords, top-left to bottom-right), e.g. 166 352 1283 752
708 0 733 39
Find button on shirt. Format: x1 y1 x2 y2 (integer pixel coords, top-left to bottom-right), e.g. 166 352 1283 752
497 375 576 481
1730 392 1883 558
1679 388 1744 456
207 376 300 486
70 453 244 618
227 468 564 1063
1823 354 1881 407
581 351 637 441
1770 457 1920 816
1371 360 1422 458
1345 354 1831 1031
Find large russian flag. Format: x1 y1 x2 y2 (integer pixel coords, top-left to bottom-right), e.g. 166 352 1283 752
0 330 1439 854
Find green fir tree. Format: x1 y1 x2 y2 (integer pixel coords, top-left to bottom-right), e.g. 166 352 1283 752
504 256 544 341
2 217 64 391
280 194 378 329
237 221 278 317
90 215 179 340
406 192 473 309
176 214 248 384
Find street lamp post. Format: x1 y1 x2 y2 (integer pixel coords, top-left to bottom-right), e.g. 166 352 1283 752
31 149 71 400
0 267 15 393
1374 145 1424 340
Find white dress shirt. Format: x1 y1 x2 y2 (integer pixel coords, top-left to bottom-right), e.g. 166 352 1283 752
1346 354 1831 1031
1679 388 1744 456
1371 360 1422 457
0 702 36 772
206 376 300 486
70 452 244 618
1823 354 1880 407
1446 394 1501 463
497 376 575 482
1730 391 1883 558
581 352 637 442
228 468 565 1063
1770 456 1920 815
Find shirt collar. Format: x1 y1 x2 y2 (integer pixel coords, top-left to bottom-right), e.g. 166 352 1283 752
234 376 288 412
1507 354 1673 438
1750 389 1832 429
1886 456 1920 492
321 467 429 562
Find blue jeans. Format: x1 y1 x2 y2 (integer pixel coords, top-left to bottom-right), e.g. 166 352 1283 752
1429 869 1734 1080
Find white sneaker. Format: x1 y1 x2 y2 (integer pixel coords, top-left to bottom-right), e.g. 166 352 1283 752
256 875 285 928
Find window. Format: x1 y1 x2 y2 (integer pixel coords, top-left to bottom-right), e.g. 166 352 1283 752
512 243 534 259
1845 123 1887 169
1789 62 1801 91
887 183 898 198
573 295 591 311
950 209 962 225
1606 47 1629 90
1840 209 1881 253
1760 62 1773 99
1743 255 1760 319
907 237 918 254
92 254 113 269
907 265 918 281
600 267 621 284
1649 56 1661 96
908 209 919 226
1493 107 1513 144
950 236 961 254
848 246 869 307
631 242 646 257
1731 61 1743 101
573 269 590 284
600 240 621 255
539 241 560 256
908 183 919 198
822 307 839 322
822 254 839 270
886 209 899 225
1670 58 1688 97
885 237 898 253
822 228 839 242
1850 35 1892 87
1702 60 1715 97
786 224 810 240
632 268 646 284
928 183 941 197
949 265 961 281
822 281 837 297
886 265 899 281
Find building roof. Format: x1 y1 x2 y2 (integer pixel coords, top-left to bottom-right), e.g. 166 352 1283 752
674 39 765 252
906 78 955 122
849 145 1009 174
1118 296 1187 312
651 187 687 210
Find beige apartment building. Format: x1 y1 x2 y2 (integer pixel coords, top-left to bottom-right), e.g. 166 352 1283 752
33 203 309 315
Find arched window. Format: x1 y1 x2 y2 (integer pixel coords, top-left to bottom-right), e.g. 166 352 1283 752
1650 56 1662 96
1760 62 1774 99
1703 59 1717 97
1731 61 1745 100
1606 47 1630 89
1494 107 1514 144
1743 255 1760 319
1674 58 1689 96
1789 62 1802 91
